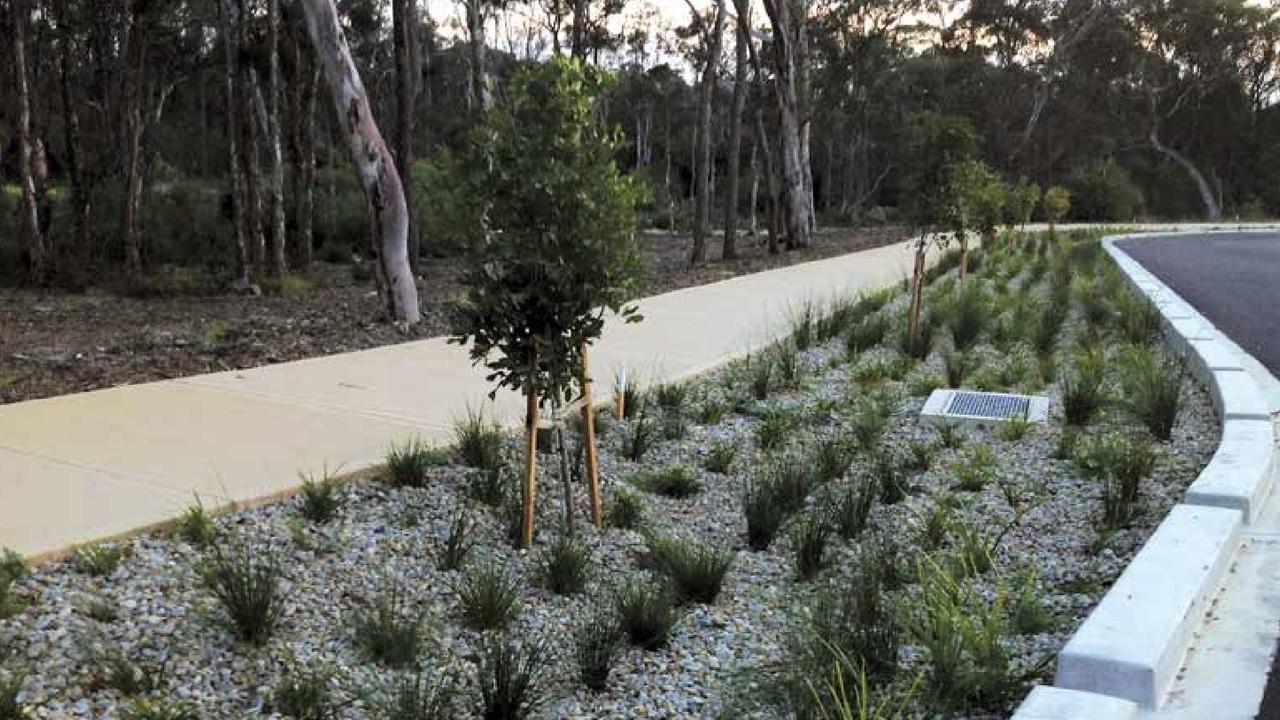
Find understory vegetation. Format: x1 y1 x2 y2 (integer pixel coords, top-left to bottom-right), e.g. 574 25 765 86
0 230 1217 718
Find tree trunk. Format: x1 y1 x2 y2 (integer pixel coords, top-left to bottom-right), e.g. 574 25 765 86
1149 126 1222 220
219 0 252 288
243 65 266 270
288 20 320 271
56 0 89 265
581 344 602 527
749 139 759 237
554 398 575 535
723 14 748 261
690 0 725 265
299 0 421 325
759 0 813 249
522 345 541 549
908 242 926 342
466 0 491 114
119 0 152 279
264 0 287 278
393 0 421 272
11 0 47 285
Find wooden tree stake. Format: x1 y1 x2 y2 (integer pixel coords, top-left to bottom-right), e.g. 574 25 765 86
522 348 540 548
581 344 603 527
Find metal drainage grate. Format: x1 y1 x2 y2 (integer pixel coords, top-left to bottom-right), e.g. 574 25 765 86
945 391 1030 421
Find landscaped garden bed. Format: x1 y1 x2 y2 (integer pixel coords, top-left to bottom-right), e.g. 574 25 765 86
0 230 1218 719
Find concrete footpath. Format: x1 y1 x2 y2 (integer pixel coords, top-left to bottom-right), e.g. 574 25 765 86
0 239 927 560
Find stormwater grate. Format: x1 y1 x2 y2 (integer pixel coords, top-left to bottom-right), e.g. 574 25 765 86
920 389 1049 427
946 391 1030 420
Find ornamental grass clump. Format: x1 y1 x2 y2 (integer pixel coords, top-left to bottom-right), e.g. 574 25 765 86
844 314 890 358
642 535 733 604
574 611 624 691
297 470 341 523
792 514 833 581
605 488 645 530
653 381 690 411
704 440 738 474
632 463 703 498
1061 348 1106 426
537 535 589 596
830 478 876 540
456 560 523 631
621 411 655 461
1117 345 1183 441
757 406 799 451
352 585 427 668
436 507 476 571
200 542 284 646
475 634 548 720
953 444 997 492
946 283 988 351
943 348 978 388
612 576 679 650
454 407 504 471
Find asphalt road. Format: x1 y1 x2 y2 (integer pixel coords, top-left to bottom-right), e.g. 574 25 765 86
1117 232 1280 376
1119 231 1280 719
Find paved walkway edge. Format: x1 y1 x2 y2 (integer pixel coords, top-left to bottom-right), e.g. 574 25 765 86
1013 231 1280 717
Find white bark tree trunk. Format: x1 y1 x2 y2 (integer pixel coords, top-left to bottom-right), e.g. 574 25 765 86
689 0 725 264
760 0 813 249
1149 127 1222 220
266 0 287 277
11 0 47 284
299 0 421 325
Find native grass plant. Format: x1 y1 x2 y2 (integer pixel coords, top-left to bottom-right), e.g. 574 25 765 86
475 634 548 720
1075 432 1157 530
575 611 624 691
996 415 1032 442
453 407 504 471
935 422 967 450
873 450 908 505
436 507 476 571
621 410 655 461
906 367 945 396
1117 345 1183 441
898 314 935 362
118 698 200 720
71 543 128 578
652 381 690 411
1112 289 1163 346
642 535 733 604
812 435 855 483
632 463 703 498
386 671 459 719
537 535 590 595
916 494 958 551
1060 348 1107 426
901 439 938 474
852 353 909 384
743 477 791 551
848 397 891 451
1011 571 1055 635
953 444 998 492
660 413 689 441
704 440 738 474
774 341 805 389
469 464 508 508
386 438 441 488
297 470 342 523
946 283 989 351
177 496 216 547
612 575 679 650
750 355 776 400
792 514 833 581
352 584 427 668
696 396 728 425
757 405 800 451
829 478 877 540
199 541 284 646
943 348 979 388
620 381 646 419
845 314 890 358
605 488 646 530
790 301 818 350
456 560 523 631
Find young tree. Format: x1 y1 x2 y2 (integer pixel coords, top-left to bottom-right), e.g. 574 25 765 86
1043 186 1071 237
298 0 421 324
1004 178 1041 236
946 159 1006 278
451 57 645 547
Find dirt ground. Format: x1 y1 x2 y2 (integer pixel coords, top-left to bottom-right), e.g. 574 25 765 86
0 226 905 404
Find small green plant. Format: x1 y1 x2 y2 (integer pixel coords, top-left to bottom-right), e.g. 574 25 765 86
632 463 703 498
948 523 996 577
743 477 789 551
953 444 998 492
757 406 799 451
642 535 733 604
830 479 876 540
653 381 690 410
537 535 590 595
1075 432 1157 486
177 496 216 547
696 396 727 425
1053 427 1079 459
612 576 679 650
899 314 935 360
352 585 426 667
1061 349 1106 426
386 438 444 488
436 507 476 571
1011 571 1055 635
660 413 689 441
790 301 818 350
470 465 508 507
605 488 645 530
0 671 23 720
620 381 646 419
454 407 504 471
935 423 967 449
873 451 906 504
812 436 854 483
906 368 945 396
848 398 890 451
943 348 978 388
82 595 119 623
621 411 655 461
90 646 159 696
917 495 957 551
774 341 805 389
901 439 938 474
456 560 523 631
72 543 128 577
704 440 738 474
792 515 833 581
946 283 989 351
750 355 775 399
475 634 548 720
297 470 342 523
995 416 1032 442
200 541 284 646
1117 346 1183 441
845 314 890 357
575 611 624 692
272 665 336 720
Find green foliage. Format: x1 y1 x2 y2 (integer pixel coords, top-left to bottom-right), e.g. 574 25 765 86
475 634 548 720
653 382 690 411
899 315 936 361
953 445 998 492
436 507 476 572
1011 572 1055 635
386 671 458 720
1113 290 1163 346
177 496 216 547
0 671 27 720
757 406 800 451
844 314 890 357
612 576 679 650
1069 158 1144 221
1004 179 1041 227
743 477 790 551
901 439 939 474
410 153 480 254
790 301 818 350
848 396 891 450
632 463 703 498
774 341 806 389
792 515 833 581
945 283 989 351
537 535 590 595
119 698 200 720
575 611 624 691
454 408 504 471
0 551 26 619
200 542 284 646
605 488 646 530
450 57 644 406
1042 186 1071 226
696 396 727 425
996 416 1032 442
704 440 738 474
386 438 450 488
470 465 509 507
873 451 907 504
297 471 341 523
621 411 655 461
811 435 855 483
1075 433 1157 529
830 478 877 540
1061 349 1107 426
455 560 523 631
72 543 128 577
643 535 733 604
901 111 980 229
947 159 1006 235
749 356 775 400
660 413 689 440
943 349 978 388
352 585 427 668
1117 346 1183 440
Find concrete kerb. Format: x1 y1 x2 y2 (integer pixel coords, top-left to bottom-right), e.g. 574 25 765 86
1011 231 1277 717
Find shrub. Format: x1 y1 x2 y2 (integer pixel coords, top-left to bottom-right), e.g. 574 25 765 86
605 489 645 529
200 542 284 645
632 464 703 498
1117 346 1182 441
456 561 523 631
830 479 876 540
621 412 655 461
297 471 341 523
537 535 589 595
386 438 446 488
792 515 832 581
756 407 799 451
352 585 426 668
653 382 690 411
455 408 504 471
907 368 945 396
612 576 679 650
953 444 997 492
436 507 476 571
475 634 548 720
642 535 733 604
177 497 216 547
1069 158 1143 222
72 543 128 577
575 611 624 691
704 440 738 474
1061 349 1106 426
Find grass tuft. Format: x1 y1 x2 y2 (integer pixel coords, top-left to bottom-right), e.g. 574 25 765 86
537 535 590 596
612 576 679 650
642 535 733 604
605 488 646 530
297 470 341 523
632 464 703 498
456 560 523 631
200 541 284 646
575 611 624 692
1117 345 1183 441
352 584 426 668
475 634 548 720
